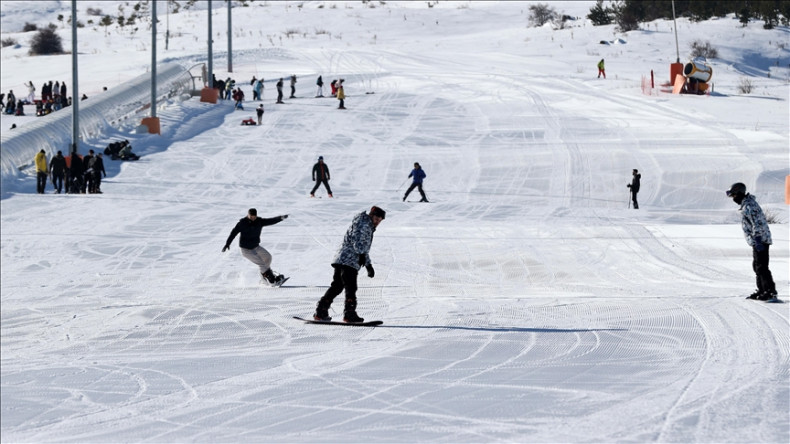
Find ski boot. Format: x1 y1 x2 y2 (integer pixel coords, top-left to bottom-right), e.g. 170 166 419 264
343 312 365 323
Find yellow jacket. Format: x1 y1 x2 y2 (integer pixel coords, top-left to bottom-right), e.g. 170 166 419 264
35 151 48 173
337 86 345 100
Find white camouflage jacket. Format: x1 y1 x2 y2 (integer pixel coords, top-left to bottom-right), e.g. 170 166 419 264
332 211 375 270
739 194 772 246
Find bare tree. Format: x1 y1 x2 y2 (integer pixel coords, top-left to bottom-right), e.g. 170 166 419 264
528 3 557 27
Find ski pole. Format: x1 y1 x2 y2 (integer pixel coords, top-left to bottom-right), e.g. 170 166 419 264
396 177 409 192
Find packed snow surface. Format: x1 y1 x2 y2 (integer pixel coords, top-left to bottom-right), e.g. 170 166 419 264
1 1 788 442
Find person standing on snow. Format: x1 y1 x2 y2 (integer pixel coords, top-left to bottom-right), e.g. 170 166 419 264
256 103 264 125
313 206 386 323
254 78 264 101
597 59 606 79
34 149 48 194
336 79 346 109
276 78 284 104
310 156 333 198
289 74 297 99
627 169 640 209
49 150 67 194
222 208 289 287
316 75 324 97
726 183 778 301
403 162 429 202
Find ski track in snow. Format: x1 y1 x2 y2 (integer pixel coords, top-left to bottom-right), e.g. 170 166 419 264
2 4 789 443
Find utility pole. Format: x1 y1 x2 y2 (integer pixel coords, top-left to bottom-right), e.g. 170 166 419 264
227 0 232 73
70 0 80 155
208 0 213 87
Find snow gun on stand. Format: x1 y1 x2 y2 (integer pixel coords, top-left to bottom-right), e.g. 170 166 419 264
672 58 713 95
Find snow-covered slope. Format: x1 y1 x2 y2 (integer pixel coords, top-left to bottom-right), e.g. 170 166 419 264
1 2 788 442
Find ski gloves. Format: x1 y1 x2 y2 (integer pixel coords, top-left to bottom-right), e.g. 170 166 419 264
359 254 375 278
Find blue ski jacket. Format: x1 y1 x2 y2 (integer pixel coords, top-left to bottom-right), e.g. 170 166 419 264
409 168 426 184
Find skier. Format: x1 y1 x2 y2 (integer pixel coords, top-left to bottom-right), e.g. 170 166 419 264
256 103 264 125
289 74 297 99
726 183 777 301
222 208 289 287
316 75 324 97
627 169 640 209
310 156 333 198
597 59 606 79
313 206 386 323
403 162 429 202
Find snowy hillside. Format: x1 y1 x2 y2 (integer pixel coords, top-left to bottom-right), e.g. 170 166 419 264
1 1 789 442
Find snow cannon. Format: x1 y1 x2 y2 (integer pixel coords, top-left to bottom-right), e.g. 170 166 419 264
683 59 712 82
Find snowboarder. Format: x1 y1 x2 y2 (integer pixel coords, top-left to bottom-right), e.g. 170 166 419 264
256 103 264 125
289 74 297 99
313 206 386 322
597 59 606 79
222 208 289 286
310 156 333 198
627 169 640 209
403 162 429 202
34 149 48 194
726 183 777 301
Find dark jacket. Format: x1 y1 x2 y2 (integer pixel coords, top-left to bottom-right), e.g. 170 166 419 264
630 173 641 193
225 216 284 250
50 153 66 176
93 156 106 177
69 155 83 176
312 161 330 181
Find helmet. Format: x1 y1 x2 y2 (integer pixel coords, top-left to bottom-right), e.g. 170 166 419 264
726 182 746 198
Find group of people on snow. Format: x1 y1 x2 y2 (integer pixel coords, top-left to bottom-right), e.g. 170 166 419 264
35 149 107 195
4 80 72 117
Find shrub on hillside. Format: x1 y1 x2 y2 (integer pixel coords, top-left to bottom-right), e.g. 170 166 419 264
29 26 64 55
1 37 18 48
690 40 718 59
22 22 38 32
737 77 753 94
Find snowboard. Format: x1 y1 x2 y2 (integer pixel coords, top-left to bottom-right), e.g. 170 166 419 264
273 277 290 287
745 295 783 303
293 316 383 327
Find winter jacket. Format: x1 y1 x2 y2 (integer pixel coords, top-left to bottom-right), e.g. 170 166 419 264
50 154 66 176
332 211 375 270
598 60 605 70
409 168 426 184
34 152 48 173
312 162 330 181
336 86 345 100
739 194 772 247
225 216 285 250
630 173 641 193
69 155 83 176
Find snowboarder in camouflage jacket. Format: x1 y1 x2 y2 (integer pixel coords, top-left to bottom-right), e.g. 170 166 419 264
314 206 386 323
727 183 776 300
